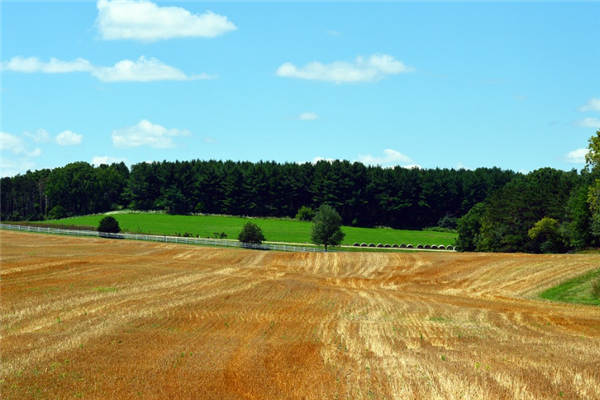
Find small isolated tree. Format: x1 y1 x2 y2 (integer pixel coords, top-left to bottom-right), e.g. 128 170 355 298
311 204 345 251
98 216 120 233
528 217 564 253
295 206 315 221
238 222 265 244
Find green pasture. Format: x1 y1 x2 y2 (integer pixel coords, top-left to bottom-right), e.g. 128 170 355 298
539 268 600 306
39 212 457 246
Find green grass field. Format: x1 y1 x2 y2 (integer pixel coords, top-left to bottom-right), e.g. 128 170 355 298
38 212 457 247
539 268 600 306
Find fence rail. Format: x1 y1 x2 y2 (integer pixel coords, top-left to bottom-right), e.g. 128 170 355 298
0 223 326 253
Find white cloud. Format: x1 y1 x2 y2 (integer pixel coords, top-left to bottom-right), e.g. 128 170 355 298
565 148 589 164
112 119 190 148
92 155 128 166
298 112 319 121
0 132 42 176
92 56 212 82
580 117 600 129
0 158 36 178
55 130 83 146
24 129 50 143
0 132 26 154
277 54 413 84
357 149 414 167
1 56 211 82
1 56 92 73
0 132 42 157
580 98 600 112
96 0 237 41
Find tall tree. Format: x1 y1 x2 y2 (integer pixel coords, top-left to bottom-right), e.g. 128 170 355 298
311 204 345 251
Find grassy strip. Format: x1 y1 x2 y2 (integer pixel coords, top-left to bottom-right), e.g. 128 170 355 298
539 269 600 306
35 212 457 246
2 224 425 254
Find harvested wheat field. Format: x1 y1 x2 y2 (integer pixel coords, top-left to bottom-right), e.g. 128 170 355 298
1 231 600 400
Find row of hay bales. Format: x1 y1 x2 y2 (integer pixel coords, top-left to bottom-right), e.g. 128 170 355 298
352 242 455 251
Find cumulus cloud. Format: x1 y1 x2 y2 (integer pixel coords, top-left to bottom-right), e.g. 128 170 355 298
580 117 600 129
92 56 213 82
298 112 319 121
55 130 83 146
24 129 50 143
96 0 236 41
0 132 42 157
92 155 128 166
277 54 413 84
565 148 589 164
1 56 93 73
0 132 26 154
112 119 190 148
580 98 600 112
357 149 415 167
0 158 36 178
1 56 211 82
0 132 42 177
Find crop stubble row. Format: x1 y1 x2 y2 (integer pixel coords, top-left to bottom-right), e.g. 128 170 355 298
1 231 599 399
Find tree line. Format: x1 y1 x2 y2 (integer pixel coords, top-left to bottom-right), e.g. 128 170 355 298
2 160 515 229
456 131 600 253
2 131 598 254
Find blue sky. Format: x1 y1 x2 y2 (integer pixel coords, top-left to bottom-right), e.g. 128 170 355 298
1 0 599 177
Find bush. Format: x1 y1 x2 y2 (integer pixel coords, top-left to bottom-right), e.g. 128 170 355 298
48 205 66 220
296 206 315 221
98 216 120 233
238 222 265 244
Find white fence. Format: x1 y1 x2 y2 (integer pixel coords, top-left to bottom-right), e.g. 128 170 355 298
0 223 326 253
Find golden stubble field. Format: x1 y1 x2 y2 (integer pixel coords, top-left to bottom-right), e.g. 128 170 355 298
1 231 599 400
